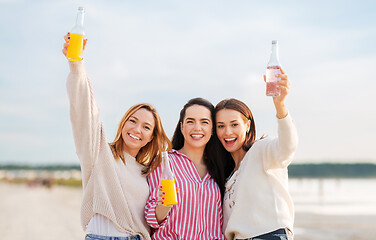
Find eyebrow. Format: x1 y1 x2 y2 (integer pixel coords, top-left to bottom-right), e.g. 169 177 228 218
185 117 211 122
217 120 238 124
130 116 153 127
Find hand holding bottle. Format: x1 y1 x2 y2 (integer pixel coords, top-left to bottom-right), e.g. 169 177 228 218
154 151 178 223
62 33 87 57
273 68 289 103
155 185 174 223
264 68 290 119
157 184 180 206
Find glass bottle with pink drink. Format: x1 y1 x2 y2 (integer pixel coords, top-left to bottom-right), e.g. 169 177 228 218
266 40 282 97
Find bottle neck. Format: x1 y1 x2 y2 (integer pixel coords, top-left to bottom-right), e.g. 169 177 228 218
268 43 280 67
71 9 85 35
75 10 84 27
162 152 175 179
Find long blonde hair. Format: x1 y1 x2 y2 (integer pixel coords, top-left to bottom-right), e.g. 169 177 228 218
109 103 171 175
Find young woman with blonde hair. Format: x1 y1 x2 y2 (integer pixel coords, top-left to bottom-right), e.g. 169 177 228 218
62 33 171 240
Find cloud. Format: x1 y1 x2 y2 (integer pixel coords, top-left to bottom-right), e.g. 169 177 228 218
1 0 376 164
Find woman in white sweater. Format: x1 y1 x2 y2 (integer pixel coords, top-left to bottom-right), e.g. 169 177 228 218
62 33 171 240
214 69 298 240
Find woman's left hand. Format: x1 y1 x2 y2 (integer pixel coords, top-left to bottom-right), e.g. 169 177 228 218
273 68 290 104
264 68 290 119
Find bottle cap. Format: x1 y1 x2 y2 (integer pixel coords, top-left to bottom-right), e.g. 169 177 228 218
272 40 278 44
78 6 84 11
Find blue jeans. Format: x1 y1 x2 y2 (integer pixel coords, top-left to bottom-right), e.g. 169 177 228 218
238 228 293 240
85 234 141 240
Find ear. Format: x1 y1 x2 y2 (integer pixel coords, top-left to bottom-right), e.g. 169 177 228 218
246 120 251 134
180 121 183 132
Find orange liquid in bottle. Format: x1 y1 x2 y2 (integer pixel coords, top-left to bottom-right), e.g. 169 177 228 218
67 33 84 62
161 179 178 205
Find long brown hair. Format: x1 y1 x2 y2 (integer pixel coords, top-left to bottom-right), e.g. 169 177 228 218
109 103 171 175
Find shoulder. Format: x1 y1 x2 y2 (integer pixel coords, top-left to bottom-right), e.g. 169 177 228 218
169 149 179 156
169 149 186 160
252 137 273 148
241 138 272 164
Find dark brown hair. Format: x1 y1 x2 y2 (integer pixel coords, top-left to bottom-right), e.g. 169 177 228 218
172 98 227 198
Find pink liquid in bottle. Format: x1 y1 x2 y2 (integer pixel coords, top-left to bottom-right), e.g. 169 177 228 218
266 65 281 97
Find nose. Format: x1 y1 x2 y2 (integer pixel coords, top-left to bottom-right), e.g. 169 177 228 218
133 123 142 133
224 126 232 136
193 122 202 131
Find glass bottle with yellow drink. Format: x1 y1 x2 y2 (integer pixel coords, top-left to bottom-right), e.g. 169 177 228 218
67 6 85 62
160 151 178 206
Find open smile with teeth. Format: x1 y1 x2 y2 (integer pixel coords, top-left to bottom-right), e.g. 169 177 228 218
128 133 141 141
224 138 237 144
191 134 204 139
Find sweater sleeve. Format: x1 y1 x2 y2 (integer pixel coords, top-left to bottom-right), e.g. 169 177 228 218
262 113 298 170
66 61 102 184
144 164 170 229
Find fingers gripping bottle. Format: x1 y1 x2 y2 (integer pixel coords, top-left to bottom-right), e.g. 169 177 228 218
67 7 85 62
266 40 282 97
160 151 178 206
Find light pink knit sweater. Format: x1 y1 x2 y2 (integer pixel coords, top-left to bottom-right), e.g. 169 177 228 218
66 61 151 240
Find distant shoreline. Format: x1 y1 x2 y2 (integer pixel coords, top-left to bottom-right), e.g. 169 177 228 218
1 162 376 178
288 163 376 178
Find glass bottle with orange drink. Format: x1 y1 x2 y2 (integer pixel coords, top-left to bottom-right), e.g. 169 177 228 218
160 151 178 206
67 6 85 62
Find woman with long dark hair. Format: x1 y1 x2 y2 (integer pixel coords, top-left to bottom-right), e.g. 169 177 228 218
145 98 226 240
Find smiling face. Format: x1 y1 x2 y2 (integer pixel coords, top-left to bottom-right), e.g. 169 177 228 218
121 108 155 157
216 109 250 156
180 105 213 151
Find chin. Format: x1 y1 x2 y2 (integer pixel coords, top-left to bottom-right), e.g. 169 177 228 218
224 145 239 153
124 141 141 150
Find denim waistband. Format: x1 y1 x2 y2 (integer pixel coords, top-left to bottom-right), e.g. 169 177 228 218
85 234 141 240
239 228 292 240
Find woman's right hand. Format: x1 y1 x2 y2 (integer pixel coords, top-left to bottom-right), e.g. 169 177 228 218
62 32 87 56
155 185 173 223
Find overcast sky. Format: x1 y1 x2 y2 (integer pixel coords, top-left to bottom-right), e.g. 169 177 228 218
1 0 375 165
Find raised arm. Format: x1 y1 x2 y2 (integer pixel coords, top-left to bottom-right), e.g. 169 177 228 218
262 68 298 169
272 67 289 119
63 34 102 181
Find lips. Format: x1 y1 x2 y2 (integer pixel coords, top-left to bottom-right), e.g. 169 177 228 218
224 137 237 146
128 133 141 141
191 134 204 139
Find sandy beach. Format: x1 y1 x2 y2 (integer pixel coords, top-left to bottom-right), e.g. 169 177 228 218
1 180 375 240
0 182 84 240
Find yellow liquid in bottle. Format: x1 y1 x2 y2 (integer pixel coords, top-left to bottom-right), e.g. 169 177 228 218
67 33 84 62
161 179 178 205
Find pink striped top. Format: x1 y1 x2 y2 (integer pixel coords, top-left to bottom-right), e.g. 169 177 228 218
145 150 225 240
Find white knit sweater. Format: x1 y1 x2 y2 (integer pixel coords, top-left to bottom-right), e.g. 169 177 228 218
223 114 298 240
66 61 151 240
